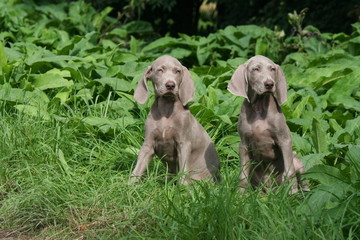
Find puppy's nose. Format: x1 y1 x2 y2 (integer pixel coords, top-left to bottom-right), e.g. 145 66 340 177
165 81 176 90
264 80 274 90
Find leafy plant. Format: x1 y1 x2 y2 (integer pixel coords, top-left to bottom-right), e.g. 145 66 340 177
0 0 359 239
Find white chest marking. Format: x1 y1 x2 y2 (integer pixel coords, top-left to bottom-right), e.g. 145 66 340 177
162 129 166 139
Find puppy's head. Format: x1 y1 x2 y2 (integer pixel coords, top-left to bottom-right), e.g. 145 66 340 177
134 55 195 106
227 55 287 105
246 55 277 95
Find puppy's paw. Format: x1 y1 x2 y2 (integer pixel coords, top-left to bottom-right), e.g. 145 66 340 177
129 175 141 184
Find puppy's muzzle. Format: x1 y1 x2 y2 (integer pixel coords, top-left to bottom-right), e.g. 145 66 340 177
165 81 176 91
264 79 274 90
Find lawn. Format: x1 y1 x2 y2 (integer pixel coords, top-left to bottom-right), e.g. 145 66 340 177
0 1 359 239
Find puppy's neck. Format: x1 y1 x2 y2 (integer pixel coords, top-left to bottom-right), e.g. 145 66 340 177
247 94 281 116
151 95 184 119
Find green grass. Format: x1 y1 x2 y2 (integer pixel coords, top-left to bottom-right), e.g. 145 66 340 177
0 111 357 239
0 1 359 239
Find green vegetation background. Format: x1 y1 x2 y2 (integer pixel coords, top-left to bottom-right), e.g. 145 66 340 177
0 1 359 239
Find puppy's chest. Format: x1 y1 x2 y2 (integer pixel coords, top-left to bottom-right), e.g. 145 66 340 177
152 118 181 159
242 119 280 160
243 120 275 143
153 118 180 141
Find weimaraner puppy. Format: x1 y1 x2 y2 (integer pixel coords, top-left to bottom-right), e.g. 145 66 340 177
228 55 309 193
131 55 220 184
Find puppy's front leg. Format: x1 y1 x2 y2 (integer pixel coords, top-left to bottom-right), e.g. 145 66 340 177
177 141 192 184
130 142 155 182
239 142 251 191
293 155 310 191
278 138 298 193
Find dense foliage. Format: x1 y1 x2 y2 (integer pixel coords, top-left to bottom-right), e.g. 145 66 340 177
0 0 359 239
86 0 359 35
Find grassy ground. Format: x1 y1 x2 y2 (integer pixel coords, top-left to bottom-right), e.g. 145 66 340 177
0 1 359 239
0 111 354 240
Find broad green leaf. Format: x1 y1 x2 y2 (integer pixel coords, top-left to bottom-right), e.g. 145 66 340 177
95 78 132 92
300 153 327 169
333 116 360 143
299 185 334 217
282 52 308 66
311 118 328 153
190 103 217 124
76 89 93 102
206 87 219 109
82 116 135 133
292 133 312 155
118 62 149 77
346 146 360 174
218 115 232 125
304 66 353 89
33 69 73 90
292 95 310 118
323 68 360 111
54 30 71 50
35 4 67 21
142 37 177 52
197 45 211 65
69 32 98 57
112 51 138 64
217 135 240 158
0 87 29 103
169 48 192 59
101 39 118 50
55 90 70 103
288 118 312 130
92 6 112 31
351 22 360 34
130 36 140 54
122 21 153 35
109 28 127 38
0 42 7 69
306 164 348 185
214 95 243 118
226 57 247 68
303 37 328 54
68 1 96 34
105 66 122 77
14 104 50 120
349 35 360 44
0 87 49 107
328 94 360 112
221 26 251 49
3 45 22 62
328 119 343 132
91 99 134 115
255 38 268 56
27 88 50 107
142 37 195 53
26 55 89 66
299 183 352 219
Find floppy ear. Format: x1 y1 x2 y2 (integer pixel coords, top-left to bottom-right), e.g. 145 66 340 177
134 66 152 104
227 63 249 102
275 65 287 106
179 66 195 106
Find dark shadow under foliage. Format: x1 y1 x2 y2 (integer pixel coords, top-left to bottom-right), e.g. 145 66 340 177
81 0 359 36
217 0 360 34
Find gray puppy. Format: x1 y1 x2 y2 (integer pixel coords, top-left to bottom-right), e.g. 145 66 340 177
228 55 309 193
131 55 220 184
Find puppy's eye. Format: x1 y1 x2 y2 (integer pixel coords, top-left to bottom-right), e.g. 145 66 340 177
157 69 163 73
175 69 181 74
253 67 260 71
271 67 276 71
